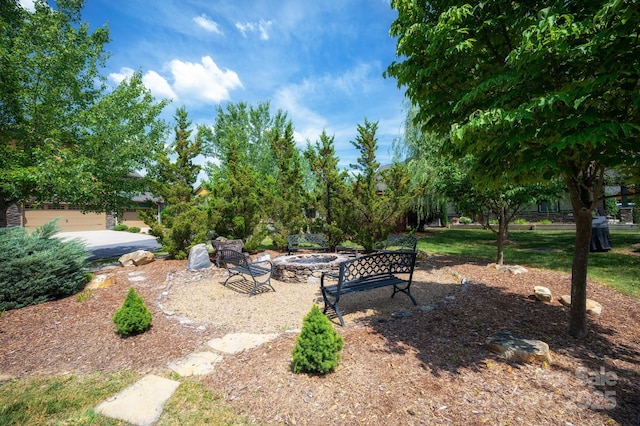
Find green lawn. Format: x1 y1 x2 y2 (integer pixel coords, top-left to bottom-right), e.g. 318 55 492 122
417 228 640 298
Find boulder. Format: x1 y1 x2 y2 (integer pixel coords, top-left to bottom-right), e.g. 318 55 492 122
558 295 603 315
118 250 155 267
486 332 552 364
534 286 552 302
86 274 116 289
187 243 211 271
488 263 528 274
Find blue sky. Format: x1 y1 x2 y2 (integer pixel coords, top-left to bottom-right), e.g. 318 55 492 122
21 0 407 173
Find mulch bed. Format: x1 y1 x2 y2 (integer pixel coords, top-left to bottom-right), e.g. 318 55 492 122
1 255 639 425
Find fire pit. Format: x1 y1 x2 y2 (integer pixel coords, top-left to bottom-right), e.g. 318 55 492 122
272 253 350 284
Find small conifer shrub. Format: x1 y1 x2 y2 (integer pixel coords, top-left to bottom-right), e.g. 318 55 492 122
112 288 152 336
291 305 344 374
0 220 89 311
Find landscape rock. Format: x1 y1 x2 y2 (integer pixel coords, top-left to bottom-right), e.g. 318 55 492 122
187 243 211 271
486 332 552 364
488 263 528 274
534 286 552 302
86 274 116 289
558 295 603 315
118 250 155 267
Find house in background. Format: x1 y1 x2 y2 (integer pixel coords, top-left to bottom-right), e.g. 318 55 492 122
6 193 164 232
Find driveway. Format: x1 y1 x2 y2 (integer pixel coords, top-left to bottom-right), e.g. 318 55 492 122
55 230 161 260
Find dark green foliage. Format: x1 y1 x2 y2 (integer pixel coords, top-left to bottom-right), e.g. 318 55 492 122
126 226 141 233
0 220 89 311
113 224 128 231
291 305 344 374
142 106 208 259
346 119 411 252
112 287 152 336
304 130 350 249
267 119 309 235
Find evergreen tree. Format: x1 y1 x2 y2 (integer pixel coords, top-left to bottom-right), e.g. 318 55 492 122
304 130 350 248
205 129 264 243
268 118 308 238
141 106 206 259
347 119 411 252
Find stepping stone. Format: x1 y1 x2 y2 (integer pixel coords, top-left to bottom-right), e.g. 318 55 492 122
168 351 222 376
95 374 179 426
208 333 279 355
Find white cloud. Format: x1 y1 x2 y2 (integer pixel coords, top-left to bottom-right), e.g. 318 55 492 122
193 14 223 35
108 68 176 100
274 81 327 143
235 19 274 40
108 67 135 84
142 70 177 100
169 56 243 103
18 0 35 11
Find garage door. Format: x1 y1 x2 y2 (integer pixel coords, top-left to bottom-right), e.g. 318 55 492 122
23 205 106 231
122 209 149 230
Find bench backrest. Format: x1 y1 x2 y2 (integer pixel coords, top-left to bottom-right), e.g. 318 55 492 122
287 233 326 248
217 249 249 269
381 235 417 252
338 251 416 284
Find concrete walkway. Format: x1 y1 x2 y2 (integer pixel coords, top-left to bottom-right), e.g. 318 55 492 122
56 230 161 260
95 332 280 425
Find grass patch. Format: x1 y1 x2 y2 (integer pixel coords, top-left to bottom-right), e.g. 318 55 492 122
0 371 139 425
418 228 640 298
0 373 247 425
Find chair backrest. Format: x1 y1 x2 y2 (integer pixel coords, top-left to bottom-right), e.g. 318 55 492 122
287 233 326 247
384 235 417 252
217 249 249 268
212 239 243 253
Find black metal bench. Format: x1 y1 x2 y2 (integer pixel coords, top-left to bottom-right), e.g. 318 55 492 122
287 233 327 255
217 249 275 296
375 234 418 252
320 251 417 326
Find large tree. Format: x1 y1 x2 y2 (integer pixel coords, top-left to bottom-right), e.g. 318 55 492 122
347 119 411 252
304 130 350 248
141 106 206 259
0 0 168 227
386 1 640 337
267 118 308 237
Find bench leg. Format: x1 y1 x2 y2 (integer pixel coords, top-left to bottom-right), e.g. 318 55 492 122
391 284 417 305
321 290 345 326
248 277 275 297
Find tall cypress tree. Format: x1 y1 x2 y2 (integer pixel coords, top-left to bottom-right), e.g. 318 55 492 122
348 119 411 252
141 106 206 259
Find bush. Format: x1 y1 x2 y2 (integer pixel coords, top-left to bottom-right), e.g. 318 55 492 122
459 216 472 224
126 226 141 233
112 288 152 336
0 220 89 311
514 218 528 225
291 305 344 374
539 219 553 225
113 224 128 231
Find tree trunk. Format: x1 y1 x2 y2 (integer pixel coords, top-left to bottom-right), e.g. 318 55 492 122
564 165 603 339
569 208 592 338
496 213 505 265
